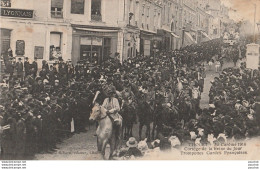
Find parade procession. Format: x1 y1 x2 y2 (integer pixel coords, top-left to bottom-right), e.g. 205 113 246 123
0 0 260 161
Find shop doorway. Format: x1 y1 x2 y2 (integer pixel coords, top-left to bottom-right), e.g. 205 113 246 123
0 29 11 55
79 36 110 64
80 45 102 64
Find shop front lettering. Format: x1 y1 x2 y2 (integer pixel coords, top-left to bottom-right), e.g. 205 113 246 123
1 8 33 18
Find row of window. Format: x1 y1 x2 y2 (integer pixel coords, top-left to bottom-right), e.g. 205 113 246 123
51 0 101 21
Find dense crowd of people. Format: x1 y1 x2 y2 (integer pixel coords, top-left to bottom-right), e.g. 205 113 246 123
209 66 260 139
0 38 259 160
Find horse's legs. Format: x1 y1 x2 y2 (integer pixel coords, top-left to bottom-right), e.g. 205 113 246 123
139 123 143 141
109 140 115 160
121 122 124 139
152 122 156 140
117 125 122 150
109 125 122 160
97 137 102 152
124 126 127 140
127 125 131 139
130 124 133 137
101 140 108 159
146 124 151 142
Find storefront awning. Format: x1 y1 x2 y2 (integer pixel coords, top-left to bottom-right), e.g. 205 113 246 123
171 32 180 39
201 31 212 40
74 27 119 33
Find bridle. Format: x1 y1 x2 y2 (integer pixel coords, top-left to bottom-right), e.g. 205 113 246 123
94 106 108 121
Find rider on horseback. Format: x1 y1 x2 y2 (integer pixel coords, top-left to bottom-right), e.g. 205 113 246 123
102 86 122 125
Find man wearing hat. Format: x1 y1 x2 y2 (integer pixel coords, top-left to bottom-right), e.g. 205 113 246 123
123 137 142 157
31 59 38 79
24 57 30 78
6 57 15 78
16 58 24 81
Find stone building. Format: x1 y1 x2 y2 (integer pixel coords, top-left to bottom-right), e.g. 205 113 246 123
0 0 72 68
0 0 231 65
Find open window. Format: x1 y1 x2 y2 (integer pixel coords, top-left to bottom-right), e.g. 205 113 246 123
91 0 102 21
50 32 62 61
51 0 63 18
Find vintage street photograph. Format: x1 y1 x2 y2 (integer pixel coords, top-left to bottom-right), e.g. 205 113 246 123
0 0 260 161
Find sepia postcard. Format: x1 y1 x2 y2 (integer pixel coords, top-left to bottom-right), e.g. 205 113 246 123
0 0 260 162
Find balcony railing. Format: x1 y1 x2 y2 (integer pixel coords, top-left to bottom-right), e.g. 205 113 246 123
91 14 102 22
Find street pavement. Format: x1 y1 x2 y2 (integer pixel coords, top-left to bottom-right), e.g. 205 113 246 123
35 60 235 160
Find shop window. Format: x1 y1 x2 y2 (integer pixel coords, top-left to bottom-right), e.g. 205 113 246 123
51 0 63 18
80 36 104 64
71 0 85 14
50 32 62 61
91 0 102 21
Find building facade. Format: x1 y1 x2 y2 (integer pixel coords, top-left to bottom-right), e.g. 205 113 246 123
0 0 126 67
0 0 232 65
0 0 72 68
180 0 198 47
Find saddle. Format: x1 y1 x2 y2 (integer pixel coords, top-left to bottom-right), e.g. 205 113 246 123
107 113 122 127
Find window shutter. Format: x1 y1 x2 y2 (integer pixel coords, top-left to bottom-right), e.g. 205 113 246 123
51 0 64 8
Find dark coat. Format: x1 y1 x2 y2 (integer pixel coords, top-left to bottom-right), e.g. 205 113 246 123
24 61 30 72
16 62 23 72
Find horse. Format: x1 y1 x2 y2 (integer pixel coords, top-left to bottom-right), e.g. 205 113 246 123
177 97 193 124
120 101 136 140
89 104 122 160
153 103 179 138
137 100 153 141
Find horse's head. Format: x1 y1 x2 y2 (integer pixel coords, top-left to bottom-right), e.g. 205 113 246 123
89 103 106 121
